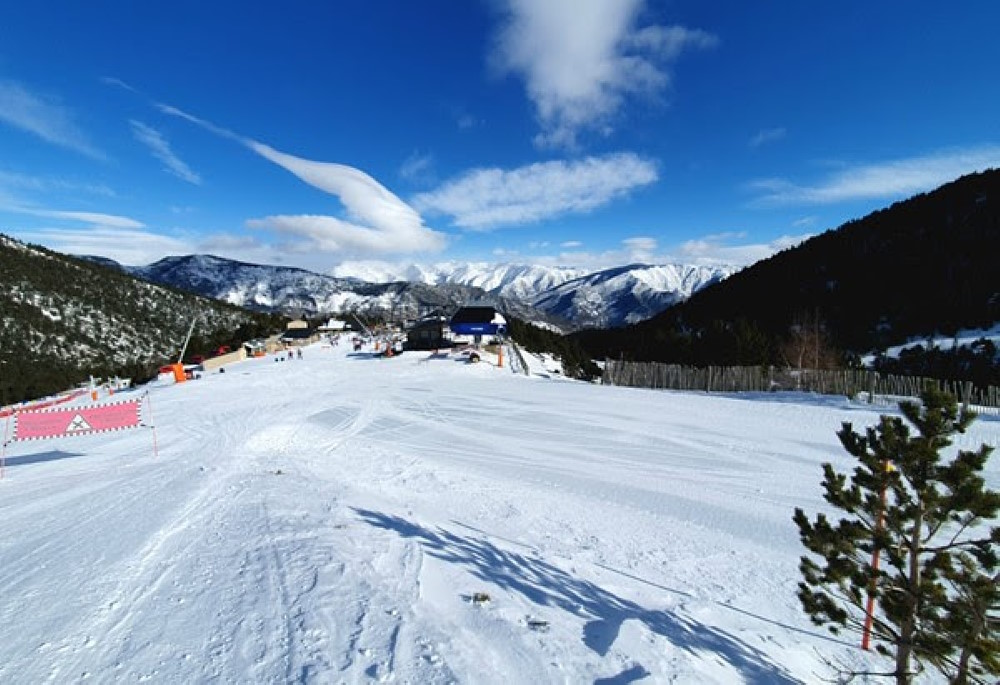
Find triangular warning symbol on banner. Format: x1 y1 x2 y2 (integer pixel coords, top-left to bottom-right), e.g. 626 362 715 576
66 414 93 433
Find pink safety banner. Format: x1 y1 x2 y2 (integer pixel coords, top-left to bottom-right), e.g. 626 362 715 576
13 399 142 441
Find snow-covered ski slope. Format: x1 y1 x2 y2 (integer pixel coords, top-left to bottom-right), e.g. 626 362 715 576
2 342 997 683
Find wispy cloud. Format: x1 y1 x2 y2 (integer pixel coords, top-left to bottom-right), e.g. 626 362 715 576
519 232 808 270
158 103 446 257
0 169 115 198
11 217 292 268
622 236 657 261
0 80 104 159
749 146 1000 206
2 205 165 265
14 225 190 265
18 208 145 229
100 76 139 94
490 0 717 149
675 231 809 266
457 113 481 130
749 127 786 149
130 120 201 185
506 235 661 270
155 103 241 142
399 151 434 182
414 152 657 229
622 236 657 252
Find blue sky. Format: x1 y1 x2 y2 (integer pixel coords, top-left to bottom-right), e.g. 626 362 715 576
1 1 999 274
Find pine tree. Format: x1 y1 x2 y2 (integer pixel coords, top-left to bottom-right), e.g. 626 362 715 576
793 388 1000 684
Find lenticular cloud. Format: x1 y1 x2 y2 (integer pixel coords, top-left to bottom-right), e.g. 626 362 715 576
160 104 445 257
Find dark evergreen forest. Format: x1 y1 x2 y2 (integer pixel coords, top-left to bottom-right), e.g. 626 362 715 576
575 169 1000 385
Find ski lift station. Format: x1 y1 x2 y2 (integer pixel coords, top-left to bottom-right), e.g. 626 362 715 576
449 301 506 343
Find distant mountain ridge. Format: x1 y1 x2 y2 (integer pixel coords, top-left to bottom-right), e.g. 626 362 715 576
129 257 734 329
332 261 737 327
532 263 735 327
332 262 588 301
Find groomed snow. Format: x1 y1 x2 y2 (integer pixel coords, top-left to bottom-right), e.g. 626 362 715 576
2 341 997 683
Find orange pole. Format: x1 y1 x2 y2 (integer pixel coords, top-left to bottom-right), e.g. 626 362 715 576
862 460 891 650
498 344 503 368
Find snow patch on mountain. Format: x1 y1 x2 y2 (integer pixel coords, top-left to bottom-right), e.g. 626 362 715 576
332 261 587 300
532 263 737 328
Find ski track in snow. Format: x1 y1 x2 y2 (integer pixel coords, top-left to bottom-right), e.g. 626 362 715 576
1 342 997 683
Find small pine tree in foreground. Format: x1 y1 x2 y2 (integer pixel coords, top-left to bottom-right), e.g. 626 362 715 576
793 388 1000 684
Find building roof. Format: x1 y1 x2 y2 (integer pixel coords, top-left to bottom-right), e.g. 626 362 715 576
408 318 446 333
280 327 314 340
450 305 505 325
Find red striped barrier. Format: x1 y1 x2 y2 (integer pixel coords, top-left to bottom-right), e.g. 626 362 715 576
1 394 157 480
10 398 142 441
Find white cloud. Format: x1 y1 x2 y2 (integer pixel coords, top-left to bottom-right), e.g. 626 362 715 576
675 232 809 266
621 236 658 262
246 213 442 254
247 141 445 251
159 104 447 258
749 127 786 149
13 207 144 229
622 236 657 251
328 259 410 282
0 81 104 159
749 146 1000 206
414 152 657 229
511 231 808 271
156 103 242 142
11 225 188 265
490 0 717 148
130 120 201 185
560 240 582 248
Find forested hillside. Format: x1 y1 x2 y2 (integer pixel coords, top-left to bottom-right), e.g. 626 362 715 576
0 235 282 403
577 170 1000 368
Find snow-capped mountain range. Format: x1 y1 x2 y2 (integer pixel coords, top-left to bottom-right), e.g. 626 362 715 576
331 262 589 301
333 261 738 327
119 255 736 329
531 263 734 327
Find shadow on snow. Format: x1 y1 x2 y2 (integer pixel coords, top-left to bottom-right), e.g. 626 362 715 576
354 508 801 685
1 449 87 468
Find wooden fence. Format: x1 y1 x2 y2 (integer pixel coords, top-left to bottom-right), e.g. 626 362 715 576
602 360 1000 415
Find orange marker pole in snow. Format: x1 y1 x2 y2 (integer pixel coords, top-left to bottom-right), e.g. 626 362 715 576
498 344 503 368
